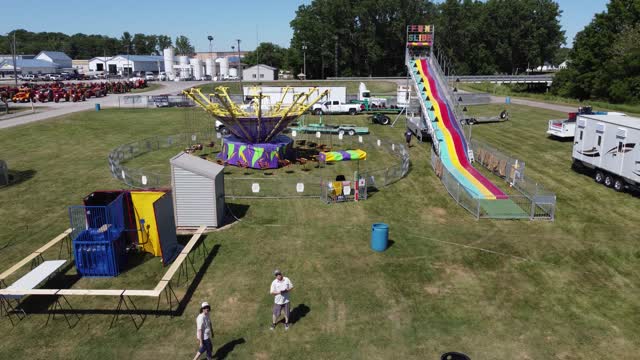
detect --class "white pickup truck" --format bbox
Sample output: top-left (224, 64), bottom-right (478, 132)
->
top-left (312, 100), bottom-right (362, 115)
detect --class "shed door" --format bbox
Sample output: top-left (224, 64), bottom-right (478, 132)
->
top-left (174, 168), bottom-right (216, 227)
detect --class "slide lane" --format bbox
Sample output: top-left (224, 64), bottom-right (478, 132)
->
top-left (420, 59), bottom-right (506, 198)
top-left (411, 58), bottom-right (507, 200)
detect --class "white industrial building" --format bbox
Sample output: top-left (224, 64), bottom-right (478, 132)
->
top-left (106, 55), bottom-right (164, 76)
top-left (0, 58), bottom-right (60, 75)
top-left (35, 51), bottom-right (72, 69)
top-left (72, 60), bottom-right (89, 74)
top-left (243, 64), bottom-right (278, 81)
top-left (88, 57), bottom-right (112, 72)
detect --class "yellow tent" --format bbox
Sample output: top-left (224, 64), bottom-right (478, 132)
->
top-left (130, 191), bottom-right (165, 257)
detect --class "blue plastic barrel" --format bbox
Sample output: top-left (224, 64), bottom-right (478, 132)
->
top-left (95, 103), bottom-right (101, 111)
top-left (370, 223), bottom-right (389, 252)
top-left (505, 96), bottom-right (511, 105)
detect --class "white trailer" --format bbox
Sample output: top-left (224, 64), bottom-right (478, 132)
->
top-left (572, 113), bottom-right (640, 192)
top-left (547, 106), bottom-right (623, 139)
top-left (243, 86), bottom-right (345, 105)
top-left (358, 82), bottom-right (386, 106)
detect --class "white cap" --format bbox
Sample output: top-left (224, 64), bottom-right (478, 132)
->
top-left (201, 302), bottom-right (210, 309)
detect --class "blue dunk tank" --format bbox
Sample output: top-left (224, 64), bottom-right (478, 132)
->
top-left (68, 193), bottom-right (127, 277)
top-left (68, 190), bottom-right (182, 277)
top-left (183, 86), bottom-right (329, 169)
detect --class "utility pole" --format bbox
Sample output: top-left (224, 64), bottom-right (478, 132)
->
top-left (302, 42), bottom-right (307, 79)
top-left (333, 35), bottom-right (338, 78)
top-left (11, 32), bottom-right (18, 87)
top-left (208, 35), bottom-right (214, 80)
top-left (236, 39), bottom-right (244, 101)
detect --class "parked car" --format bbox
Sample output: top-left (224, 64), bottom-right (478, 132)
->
top-left (158, 72), bottom-right (167, 81)
top-left (145, 72), bottom-right (156, 81)
top-left (49, 74), bottom-right (63, 81)
top-left (311, 100), bottom-right (363, 115)
top-left (19, 74), bottom-right (36, 81)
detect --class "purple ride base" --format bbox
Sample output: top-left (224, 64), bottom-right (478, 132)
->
top-left (218, 134), bottom-right (293, 169)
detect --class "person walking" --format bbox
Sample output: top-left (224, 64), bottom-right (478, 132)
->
top-left (405, 129), bottom-right (413, 147)
top-left (193, 302), bottom-right (213, 360)
top-left (270, 269), bottom-right (294, 330)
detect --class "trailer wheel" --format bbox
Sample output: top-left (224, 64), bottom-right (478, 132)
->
top-left (613, 178), bottom-right (624, 192)
top-left (348, 129), bottom-right (356, 136)
top-left (594, 171), bottom-right (605, 184)
top-left (604, 174), bottom-right (614, 187)
top-left (380, 116), bottom-right (390, 125)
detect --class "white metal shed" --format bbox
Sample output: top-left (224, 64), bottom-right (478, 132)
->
top-left (170, 152), bottom-right (225, 228)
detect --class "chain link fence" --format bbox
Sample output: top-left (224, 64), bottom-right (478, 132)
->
top-left (431, 145), bottom-right (555, 220)
top-left (108, 130), bottom-right (410, 202)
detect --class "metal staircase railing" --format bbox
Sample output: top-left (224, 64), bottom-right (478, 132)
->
top-left (406, 57), bottom-right (440, 156)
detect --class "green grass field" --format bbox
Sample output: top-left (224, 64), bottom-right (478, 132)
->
top-left (1, 105), bottom-right (639, 359)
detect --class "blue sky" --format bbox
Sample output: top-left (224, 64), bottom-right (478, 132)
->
top-left (1, 0), bottom-right (608, 52)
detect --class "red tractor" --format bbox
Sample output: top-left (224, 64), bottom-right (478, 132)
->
top-left (69, 88), bottom-right (87, 102)
top-left (53, 87), bottom-right (70, 102)
top-left (34, 88), bottom-right (54, 103)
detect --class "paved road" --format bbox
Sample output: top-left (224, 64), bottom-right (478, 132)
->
top-left (489, 96), bottom-right (575, 113)
top-left (0, 81), bottom-right (209, 130)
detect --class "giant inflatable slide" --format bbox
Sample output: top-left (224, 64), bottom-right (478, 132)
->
top-left (410, 58), bottom-right (508, 200)
top-left (404, 24), bottom-right (535, 219)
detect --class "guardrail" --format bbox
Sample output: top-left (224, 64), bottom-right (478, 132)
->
top-left (452, 75), bottom-right (554, 84)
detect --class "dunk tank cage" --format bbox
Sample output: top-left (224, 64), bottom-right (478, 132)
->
top-left (69, 193), bottom-right (127, 277)
top-left (183, 86), bottom-right (328, 169)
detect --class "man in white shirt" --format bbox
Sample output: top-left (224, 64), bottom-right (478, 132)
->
top-left (193, 302), bottom-right (213, 360)
top-left (270, 269), bottom-right (294, 330)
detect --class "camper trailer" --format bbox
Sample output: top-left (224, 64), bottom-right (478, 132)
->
top-left (572, 113), bottom-right (640, 193)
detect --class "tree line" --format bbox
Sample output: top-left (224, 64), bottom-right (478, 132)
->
top-left (552, 0), bottom-right (640, 104)
top-left (276, 0), bottom-right (565, 79)
top-left (0, 30), bottom-right (196, 59)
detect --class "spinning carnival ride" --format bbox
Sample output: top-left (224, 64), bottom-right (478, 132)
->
top-left (184, 86), bottom-right (328, 169)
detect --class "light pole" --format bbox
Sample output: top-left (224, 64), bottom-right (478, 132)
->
top-left (207, 35), bottom-right (214, 80)
top-left (302, 42), bottom-right (307, 79)
top-left (333, 35), bottom-right (338, 77)
top-left (235, 39), bottom-right (244, 101)
top-left (11, 31), bottom-right (17, 87)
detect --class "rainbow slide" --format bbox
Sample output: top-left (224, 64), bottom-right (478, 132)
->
top-left (411, 58), bottom-right (507, 200)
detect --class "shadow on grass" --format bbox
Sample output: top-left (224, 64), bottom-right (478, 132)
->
top-left (289, 303), bottom-right (310, 325)
top-left (547, 135), bottom-right (575, 143)
top-left (223, 203), bottom-right (250, 226)
top-left (0, 169), bottom-right (37, 189)
top-left (118, 251), bottom-right (155, 274)
top-left (214, 338), bottom-right (246, 360)
top-left (15, 243), bottom-right (222, 327)
top-left (386, 239), bottom-right (395, 249)
top-left (174, 243), bottom-right (221, 317)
